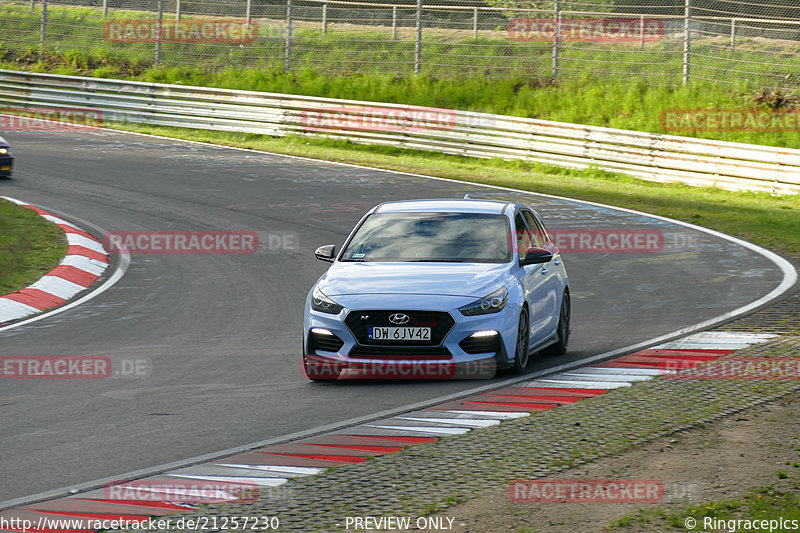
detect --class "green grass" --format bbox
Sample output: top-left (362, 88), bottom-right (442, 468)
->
top-left (0, 198), bottom-right (68, 294)
top-left (606, 477), bottom-right (800, 531)
top-left (106, 124), bottom-right (800, 259)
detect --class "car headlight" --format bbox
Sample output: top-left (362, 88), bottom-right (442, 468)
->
top-left (311, 286), bottom-right (343, 315)
top-left (0, 148), bottom-right (8, 155)
top-left (459, 287), bottom-right (508, 316)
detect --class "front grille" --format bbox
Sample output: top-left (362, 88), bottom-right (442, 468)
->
top-left (308, 330), bottom-right (345, 353)
top-left (349, 345), bottom-right (452, 360)
top-left (459, 333), bottom-right (501, 355)
top-left (344, 310), bottom-right (455, 346)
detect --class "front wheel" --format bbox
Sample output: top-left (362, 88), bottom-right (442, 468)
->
top-left (510, 307), bottom-right (530, 374)
top-left (543, 290), bottom-right (570, 356)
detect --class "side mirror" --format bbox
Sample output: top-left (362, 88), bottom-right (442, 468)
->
top-left (520, 246), bottom-right (553, 265)
top-left (314, 244), bottom-right (336, 262)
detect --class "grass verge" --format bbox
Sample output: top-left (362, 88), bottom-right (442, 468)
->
top-left (0, 197), bottom-right (68, 295)
top-left (606, 478), bottom-right (800, 531)
top-left (107, 123), bottom-right (800, 259)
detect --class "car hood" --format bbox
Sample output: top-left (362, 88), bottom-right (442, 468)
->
top-left (319, 262), bottom-right (511, 297)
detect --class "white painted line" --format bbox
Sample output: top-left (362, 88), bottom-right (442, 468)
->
top-left (527, 380), bottom-right (631, 389)
top-left (1, 196), bottom-right (28, 206)
top-left (42, 214), bottom-right (80, 230)
top-left (652, 342), bottom-right (758, 350)
top-left (396, 417), bottom-right (500, 427)
top-left (60, 255), bottom-right (109, 276)
top-left (562, 372), bottom-right (654, 382)
top-left (651, 332), bottom-right (778, 350)
top-left (682, 332), bottom-right (777, 340)
top-left (216, 464), bottom-right (322, 476)
top-left (443, 410), bottom-right (530, 419)
top-left (0, 298), bottom-right (40, 322)
top-left (582, 367), bottom-right (663, 376)
top-left (366, 425), bottom-right (472, 435)
top-left (402, 409), bottom-right (514, 420)
top-left (67, 233), bottom-right (105, 253)
top-left (168, 474), bottom-right (287, 487)
top-left (29, 276), bottom-right (86, 300)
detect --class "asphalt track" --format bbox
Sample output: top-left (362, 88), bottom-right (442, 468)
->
top-left (0, 128), bottom-right (789, 503)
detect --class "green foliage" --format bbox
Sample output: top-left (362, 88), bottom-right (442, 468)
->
top-left (485, 0), bottom-right (616, 18)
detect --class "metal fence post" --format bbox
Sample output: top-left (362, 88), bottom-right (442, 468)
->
top-left (683, 0), bottom-right (691, 85)
top-left (730, 18), bottom-right (736, 52)
top-left (175, 0), bottom-right (181, 21)
top-left (322, 1), bottom-right (327, 35)
top-left (156, 0), bottom-right (163, 66)
top-left (473, 7), bottom-right (478, 39)
top-left (30, 0), bottom-right (34, 11)
top-left (285, 0), bottom-right (293, 71)
top-left (246, 0), bottom-right (252, 25)
top-left (103, 0), bottom-right (108, 17)
top-left (392, 6), bottom-right (397, 40)
top-left (39, 0), bottom-right (47, 50)
top-left (552, 0), bottom-right (560, 80)
top-left (414, 0), bottom-right (422, 74)
top-left (640, 14), bottom-right (645, 50)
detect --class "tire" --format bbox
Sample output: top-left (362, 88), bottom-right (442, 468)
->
top-left (543, 290), bottom-right (570, 356)
top-left (510, 306), bottom-right (530, 374)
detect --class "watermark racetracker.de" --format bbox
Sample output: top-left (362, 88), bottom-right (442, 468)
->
top-left (304, 356), bottom-right (498, 380)
top-left (1, 355), bottom-right (151, 379)
top-left (0, 107), bottom-right (103, 131)
top-left (660, 108), bottom-right (800, 133)
top-left (104, 230), bottom-right (259, 254)
top-left (662, 357), bottom-right (800, 381)
top-left (299, 105), bottom-right (458, 133)
top-left (547, 229), bottom-right (663, 253)
top-left (104, 19), bottom-right (258, 43)
top-left (103, 479), bottom-right (260, 504)
top-left (509, 479), bottom-right (703, 504)
top-left (509, 18), bottom-right (664, 42)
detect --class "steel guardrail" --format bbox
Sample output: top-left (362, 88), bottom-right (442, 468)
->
top-left (1, 69), bottom-right (798, 194)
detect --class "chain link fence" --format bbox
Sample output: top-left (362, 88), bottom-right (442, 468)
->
top-left (2, 0), bottom-right (800, 88)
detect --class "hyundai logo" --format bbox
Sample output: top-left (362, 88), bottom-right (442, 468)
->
top-left (388, 313), bottom-right (410, 325)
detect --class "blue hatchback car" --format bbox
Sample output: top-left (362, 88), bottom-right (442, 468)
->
top-left (303, 199), bottom-right (571, 381)
top-left (0, 135), bottom-right (12, 177)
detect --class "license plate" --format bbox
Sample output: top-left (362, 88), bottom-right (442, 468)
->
top-left (0, 166), bottom-right (10, 171)
top-left (368, 326), bottom-right (431, 341)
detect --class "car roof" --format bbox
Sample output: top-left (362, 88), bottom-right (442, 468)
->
top-left (373, 199), bottom-right (514, 215)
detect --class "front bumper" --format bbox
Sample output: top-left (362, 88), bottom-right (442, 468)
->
top-left (0, 154), bottom-right (12, 176)
top-left (303, 293), bottom-right (519, 380)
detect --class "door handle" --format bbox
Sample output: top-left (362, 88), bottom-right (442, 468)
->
top-left (541, 267), bottom-right (548, 275)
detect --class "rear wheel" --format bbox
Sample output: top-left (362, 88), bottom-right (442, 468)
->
top-left (543, 290), bottom-right (570, 356)
top-left (510, 306), bottom-right (530, 374)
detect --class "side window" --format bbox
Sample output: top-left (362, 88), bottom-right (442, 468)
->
top-left (523, 211), bottom-right (547, 247)
top-left (514, 212), bottom-right (534, 254)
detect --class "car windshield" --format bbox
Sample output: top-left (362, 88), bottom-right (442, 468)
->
top-left (341, 212), bottom-right (511, 263)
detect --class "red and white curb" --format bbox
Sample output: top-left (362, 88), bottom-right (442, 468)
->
top-left (0, 331), bottom-right (776, 531)
top-left (0, 196), bottom-right (109, 325)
